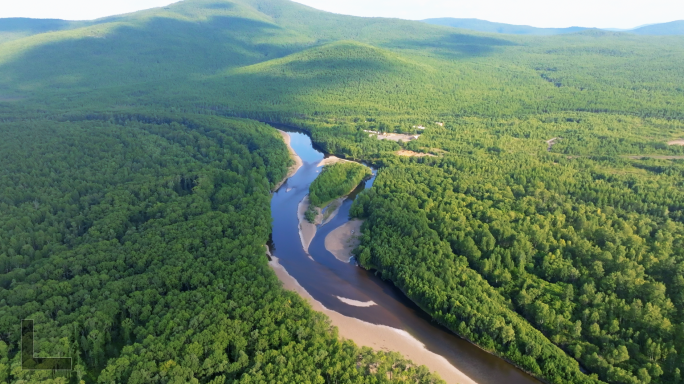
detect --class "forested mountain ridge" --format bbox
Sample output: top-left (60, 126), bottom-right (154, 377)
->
top-left (0, 18), bottom-right (84, 44)
top-left (422, 18), bottom-right (684, 36)
top-left (1, 0), bottom-right (684, 383)
top-left (422, 18), bottom-right (588, 35)
top-left (631, 21), bottom-right (684, 35)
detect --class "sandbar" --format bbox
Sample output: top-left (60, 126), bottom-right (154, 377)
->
top-left (273, 130), bottom-right (304, 191)
top-left (325, 219), bottom-right (364, 262)
top-left (268, 255), bottom-right (476, 384)
top-left (298, 196), bottom-right (319, 253)
top-left (298, 195), bottom-right (344, 253)
top-left (336, 296), bottom-right (376, 307)
top-left (319, 155), bottom-right (352, 166)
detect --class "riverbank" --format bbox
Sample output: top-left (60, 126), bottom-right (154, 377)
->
top-left (325, 219), bottom-right (364, 262)
top-left (352, 258), bottom-right (546, 384)
top-left (298, 195), bottom-right (345, 253)
top-left (273, 130), bottom-right (303, 191)
top-left (268, 255), bottom-right (477, 384)
top-left (297, 196), bottom-right (319, 253)
top-left (318, 155), bottom-right (352, 166)
top-left (297, 160), bottom-right (371, 253)
top-left (268, 127), bottom-right (539, 384)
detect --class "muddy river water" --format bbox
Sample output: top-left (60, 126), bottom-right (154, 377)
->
top-left (269, 128), bottom-right (541, 384)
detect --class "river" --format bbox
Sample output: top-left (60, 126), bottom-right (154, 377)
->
top-left (269, 128), bottom-right (541, 384)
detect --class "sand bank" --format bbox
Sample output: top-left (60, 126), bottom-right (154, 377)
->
top-left (268, 255), bottom-right (476, 384)
top-left (273, 130), bottom-right (304, 191)
top-left (336, 296), bottom-right (377, 307)
top-left (668, 139), bottom-right (684, 146)
top-left (319, 155), bottom-right (353, 167)
top-left (321, 197), bottom-right (344, 225)
top-left (298, 195), bottom-right (345, 253)
top-left (325, 219), bottom-right (364, 262)
top-left (298, 196), bottom-right (318, 253)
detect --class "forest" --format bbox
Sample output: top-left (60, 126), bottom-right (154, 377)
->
top-left (350, 127), bottom-right (684, 384)
top-left (0, 113), bottom-right (443, 383)
top-left (1, 0), bottom-right (684, 383)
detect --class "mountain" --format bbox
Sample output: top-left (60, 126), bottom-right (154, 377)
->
top-left (422, 18), bottom-right (588, 35)
top-left (1, 1), bottom-right (684, 384)
top-left (0, 17), bottom-right (85, 43)
top-left (631, 20), bottom-right (684, 35)
top-left (422, 18), bottom-right (684, 36)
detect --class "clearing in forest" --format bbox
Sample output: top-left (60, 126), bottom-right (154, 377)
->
top-left (396, 150), bottom-right (436, 157)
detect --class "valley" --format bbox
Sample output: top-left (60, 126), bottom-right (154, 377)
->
top-left (0, 1), bottom-right (683, 383)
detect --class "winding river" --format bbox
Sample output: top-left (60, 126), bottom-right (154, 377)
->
top-left (270, 127), bottom-right (541, 384)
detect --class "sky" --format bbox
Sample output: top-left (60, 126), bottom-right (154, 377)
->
top-left (1, 0), bottom-right (682, 29)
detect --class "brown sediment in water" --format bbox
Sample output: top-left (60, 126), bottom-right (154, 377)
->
top-left (268, 255), bottom-right (477, 384)
top-left (273, 130), bottom-right (303, 191)
top-left (325, 219), bottom-right (364, 263)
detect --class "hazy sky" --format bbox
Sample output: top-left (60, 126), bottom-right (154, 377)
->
top-left (2, 0), bottom-right (682, 29)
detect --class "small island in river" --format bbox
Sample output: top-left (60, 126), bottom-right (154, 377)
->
top-left (298, 158), bottom-right (371, 252)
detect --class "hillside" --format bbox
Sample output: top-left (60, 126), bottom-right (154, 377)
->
top-left (422, 18), bottom-right (587, 35)
top-left (631, 20), bottom-right (684, 35)
top-left (0, 18), bottom-right (83, 43)
top-left (422, 18), bottom-right (684, 36)
top-left (1, 1), bottom-right (684, 383)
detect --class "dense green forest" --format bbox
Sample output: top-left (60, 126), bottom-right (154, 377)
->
top-left (0, 114), bottom-right (444, 383)
top-left (309, 162), bottom-right (372, 208)
top-left (1, 0), bottom-right (684, 383)
top-left (350, 123), bottom-right (684, 384)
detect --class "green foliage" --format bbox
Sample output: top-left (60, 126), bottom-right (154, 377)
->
top-left (309, 162), bottom-right (371, 207)
top-left (351, 139), bottom-right (684, 383)
top-left (304, 204), bottom-right (317, 223)
top-left (631, 21), bottom-right (684, 36)
top-left (0, 113), bottom-right (443, 383)
top-left (0, 18), bottom-right (82, 44)
top-left (1, 1), bottom-right (684, 383)
top-left (422, 18), bottom-right (588, 35)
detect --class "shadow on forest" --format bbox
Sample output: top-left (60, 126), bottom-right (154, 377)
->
top-left (0, 13), bottom-right (312, 95)
top-left (0, 11), bottom-right (518, 110)
top-left (0, 18), bottom-right (76, 33)
top-left (384, 33), bottom-right (517, 59)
